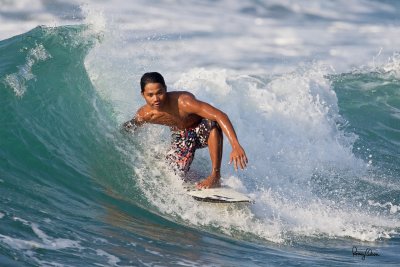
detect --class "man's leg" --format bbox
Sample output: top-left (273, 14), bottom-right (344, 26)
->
top-left (166, 130), bottom-right (196, 177)
top-left (196, 125), bottom-right (223, 188)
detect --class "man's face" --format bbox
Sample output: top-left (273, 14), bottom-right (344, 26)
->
top-left (142, 82), bottom-right (167, 110)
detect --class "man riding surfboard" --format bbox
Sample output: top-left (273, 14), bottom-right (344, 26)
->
top-left (123, 72), bottom-right (248, 189)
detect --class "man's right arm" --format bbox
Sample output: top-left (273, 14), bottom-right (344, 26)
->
top-left (122, 107), bottom-right (147, 133)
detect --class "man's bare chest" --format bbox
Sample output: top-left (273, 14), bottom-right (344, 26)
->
top-left (150, 111), bottom-right (201, 129)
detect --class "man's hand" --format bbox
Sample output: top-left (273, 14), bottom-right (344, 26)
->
top-left (123, 120), bottom-right (134, 129)
top-left (122, 120), bottom-right (138, 133)
top-left (229, 145), bottom-right (248, 171)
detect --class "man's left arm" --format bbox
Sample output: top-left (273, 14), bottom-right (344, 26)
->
top-left (181, 96), bottom-right (248, 170)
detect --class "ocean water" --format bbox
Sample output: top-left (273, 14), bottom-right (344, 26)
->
top-left (1, 1), bottom-right (400, 266)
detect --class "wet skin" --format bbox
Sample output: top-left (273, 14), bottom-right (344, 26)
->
top-left (124, 82), bottom-right (248, 188)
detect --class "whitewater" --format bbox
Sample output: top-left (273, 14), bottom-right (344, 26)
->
top-left (1, 1), bottom-right (400, 266)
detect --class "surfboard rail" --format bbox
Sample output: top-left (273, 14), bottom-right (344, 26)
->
top-left (185, 186), bottom-right (254, 204)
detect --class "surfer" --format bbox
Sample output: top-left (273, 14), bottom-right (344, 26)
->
top-left (123, 72), bottom-right (248, 189)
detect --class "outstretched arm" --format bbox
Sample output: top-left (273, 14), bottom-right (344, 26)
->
top-left (180, 95), bottom-right (248, 170)
top-left (122, 107), bottom-right (147, 132)
top-left (122, 117), bottom-right (140, 132)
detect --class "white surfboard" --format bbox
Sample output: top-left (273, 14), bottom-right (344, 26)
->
top-left (186, 187), bottom-right (254, 203)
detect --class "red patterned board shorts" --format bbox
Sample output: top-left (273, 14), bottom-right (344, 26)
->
top-left (166, 119), bottom-right (216, 175)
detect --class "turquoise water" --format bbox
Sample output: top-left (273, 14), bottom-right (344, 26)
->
top-left (1, 25), bottom-right (400, 266)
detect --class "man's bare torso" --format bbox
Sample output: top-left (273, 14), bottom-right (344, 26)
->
top-left (138, 91), bottom-right (202, 130)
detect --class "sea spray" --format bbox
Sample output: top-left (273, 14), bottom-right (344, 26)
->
top-left (4, 43), bottom-right (52, 97)
top-left (1, 1), bottom-right (400, 265)
top-left (108, 65), bottom-right (399, 243)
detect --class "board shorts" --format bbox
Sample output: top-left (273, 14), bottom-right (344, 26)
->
top-left (166, 119), bottom-right (217, 175)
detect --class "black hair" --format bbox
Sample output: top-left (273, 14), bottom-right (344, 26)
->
top-left (140, 72), bottom-right (167, 93)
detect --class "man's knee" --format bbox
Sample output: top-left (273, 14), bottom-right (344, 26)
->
top-left (210, 126), bottom-right (222, 138)
top-left (211, 121), bottom-right (222, 134)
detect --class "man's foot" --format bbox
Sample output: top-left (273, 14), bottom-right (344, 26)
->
top-left (196, 175), bottom-right (221, 189)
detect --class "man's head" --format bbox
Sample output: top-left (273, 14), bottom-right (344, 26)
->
top-left (140, 72), bottom-right (167, 110)
top-left (140, 72), bottom-right (166, 93)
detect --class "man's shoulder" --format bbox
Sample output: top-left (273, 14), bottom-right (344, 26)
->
top-left (136, 105), bottom-right (154, 119)
top-left (169, 91), bottom-right (196, 106)
top-left (137, 104), bottom-right (150, 113)
top-left (169, 90), bottom-right (195, 99)
top-left (171, 91), bottom-right (205, 113)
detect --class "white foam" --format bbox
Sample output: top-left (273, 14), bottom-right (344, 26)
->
top-left (175, 66), bottom-right (362, 184)
top-left (95, 249), bottom-right (121, 266)
top-left (0, 217), bottom-right (80, 251)
top-left (0, 231), bottom-right (79, 251)
top-left (145, 248), bottom-right (163, 257)
top-left (0, 234), bottom-right (44, 250)
top-left (125, 65), bottom-right (400, 243)
top-left (4, 44), bottom-right (52, 97)
top-left (81, 4), bottom-right (106, 36)
top-left (255, 189), bottom-right (398, 241)
top-left (3, 0), bottom-right (400, 74)
top-left (368, 200), bottom-right (400, 214)
top-left (64, 0), bottom-right (400, 243)
top-left (381, 52), bottom-right (400, 78)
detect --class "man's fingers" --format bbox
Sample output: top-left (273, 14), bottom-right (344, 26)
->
top-left (240, 157), bottom-right (246, 169)
top-left (244, 155), bottom-right (248, 166)
top-left (231, 152), bottom-right (249, 171)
